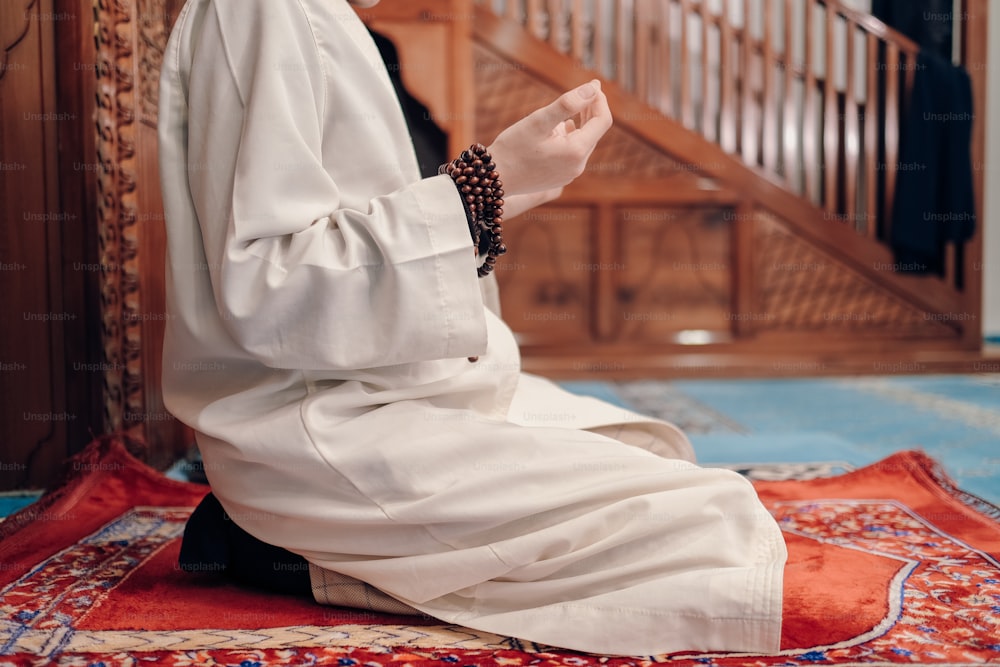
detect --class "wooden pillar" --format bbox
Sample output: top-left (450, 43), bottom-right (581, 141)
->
top-left (94, 0), bottom-right (190, 469)
top-left (960, 0), bottom-right (987, 348)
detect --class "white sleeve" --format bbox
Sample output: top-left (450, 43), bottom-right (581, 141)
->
top-left (183, 0), bottom-right (487, 370)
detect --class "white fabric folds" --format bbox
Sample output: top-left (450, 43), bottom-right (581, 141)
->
top-left (158, 0), bottom-right (786, 655)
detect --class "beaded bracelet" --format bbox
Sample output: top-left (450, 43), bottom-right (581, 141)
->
top-left (440, 143), bottom-right (507, 278)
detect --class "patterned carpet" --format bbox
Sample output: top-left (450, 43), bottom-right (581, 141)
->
top-left (2, 438), bottom-right (998, 666)
top-left (560, 374), bottom-right (1000, 503)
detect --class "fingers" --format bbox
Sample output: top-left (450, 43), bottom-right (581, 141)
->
top-left (553, 119), bottom-right (576, 137)
top-left (530, 80), bottom-right (602, 132)
top-left (579, 80), bottom-right (600, 126)
top-left (487, 80), bottom-right (612, 197)
top-left (568, 88), bottom-right (613, 149)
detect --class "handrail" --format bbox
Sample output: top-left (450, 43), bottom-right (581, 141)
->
top-left (814, 0), bottom-right (921, 56)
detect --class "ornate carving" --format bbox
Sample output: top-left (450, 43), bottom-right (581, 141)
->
top-left (755, 215), bottom-right (959, 337)
top-left (95, 0), bottom-right (145, 442)
top-left (615, 208), bottom-right (733, 340)
top-left (137, 0), bottom-right (169, 127)
top-left (0, 0), bottom-right (36, 83)
top-left (495, 207), bottom-right (592, 342)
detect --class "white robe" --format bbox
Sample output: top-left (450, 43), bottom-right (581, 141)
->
top-left (157, 0), bottom-right (786, 656)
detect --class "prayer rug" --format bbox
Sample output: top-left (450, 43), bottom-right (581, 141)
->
top-left (2, 436), bottom-right (999, 666)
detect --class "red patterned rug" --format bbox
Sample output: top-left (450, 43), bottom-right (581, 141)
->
top-left (1, 436), bottom-right (999, 666)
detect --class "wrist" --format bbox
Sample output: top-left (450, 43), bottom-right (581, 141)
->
top-left (485, 143), bottom-right (521, 198)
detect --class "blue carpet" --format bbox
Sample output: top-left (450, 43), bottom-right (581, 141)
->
top-left (0, 492), bottom-right (42, 519)
top-left (4, 375), bottom-right (997, 517)
top-left (561, 374), bottom-right (1000, 505)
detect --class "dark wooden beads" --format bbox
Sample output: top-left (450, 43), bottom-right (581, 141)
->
top-left (443, 143), bottom-right (508, 279)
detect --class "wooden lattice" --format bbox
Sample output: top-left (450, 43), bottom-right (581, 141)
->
top-left (755, 215), bottom-right (960, 337)
top-left (473, 45), bottom-right (704, 183)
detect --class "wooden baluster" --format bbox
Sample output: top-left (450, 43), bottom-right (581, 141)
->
top-left (803, 0), bottom-right (818, 202)
top-left (782, 0), bottom-right (797, 189)
top-left (883, 42), bottom-right (900, 240)
top-left (594, 0), bottom-right (607, 78)
top-left (506, 0), bottom-right (521, 22)
top-left (548, 0), bottom-right (563, 50)
top-left (527, 0), bottom-right (545, 40)
top-left (659, 0), bottom-right (674, 117)
top-left (719, 0), bottom-right (736, 153)
top-left (636, 0), bottom-right (651, 103)
top-left (571, 0), bottom-right (586, 64)
top-left (822, 1), bottom-right (838, 215)
top-left (646, 0), bottom-right (670, 113)
top-left (740, 0), bottom-right (757, 165)
top-left (649, 0), bottom-right (661, 110)
top-left (844, 20), bottom-right (860, 230)
top-left (700, 0), bottom-right (713, 139)
top-left (864, 31), bottom-right (879, 238)
top-left (617, 0), bottom-right (632, 92)
top-left (680, 0), bottom-right (694, 128)
top-left (762, 0), bottom-right (778, 173)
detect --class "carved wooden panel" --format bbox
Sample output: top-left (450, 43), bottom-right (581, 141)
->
top-left (495, 207), bottom-right (593, 344)
top-left (755, 215), bottom-right (960, 338)
top-left (614, 207), bottom-right (734, 341)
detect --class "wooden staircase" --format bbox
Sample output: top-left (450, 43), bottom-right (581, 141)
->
top-left (363, 0), bottom-right (987, 377)
top-left (476, 0), bottom-right (989, 374)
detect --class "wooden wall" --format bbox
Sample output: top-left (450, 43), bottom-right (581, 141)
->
top-left (0, 0), bottom-right (102, 490)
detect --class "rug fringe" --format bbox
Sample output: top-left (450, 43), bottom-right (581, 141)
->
top-left (914, 450), bottom-right (1000, 522)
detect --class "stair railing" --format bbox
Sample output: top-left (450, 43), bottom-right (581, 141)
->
top-left (476, 0), bottom-right (930, 271)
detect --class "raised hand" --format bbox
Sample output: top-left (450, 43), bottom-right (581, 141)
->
top-left (487, 80), bottom-right (613, 199)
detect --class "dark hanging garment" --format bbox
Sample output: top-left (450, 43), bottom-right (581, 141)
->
top-left (872, 0), bottom-right (954, 59)
top-left (889, 51), bottom-right (976, 280)
top-left (368, 30), bottom-right (449, 178)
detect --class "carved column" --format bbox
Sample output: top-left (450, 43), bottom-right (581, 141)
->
top-left (95, 0), bottom-right (141, 441)
top-left (94, 0), bottom-right (188, 466)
